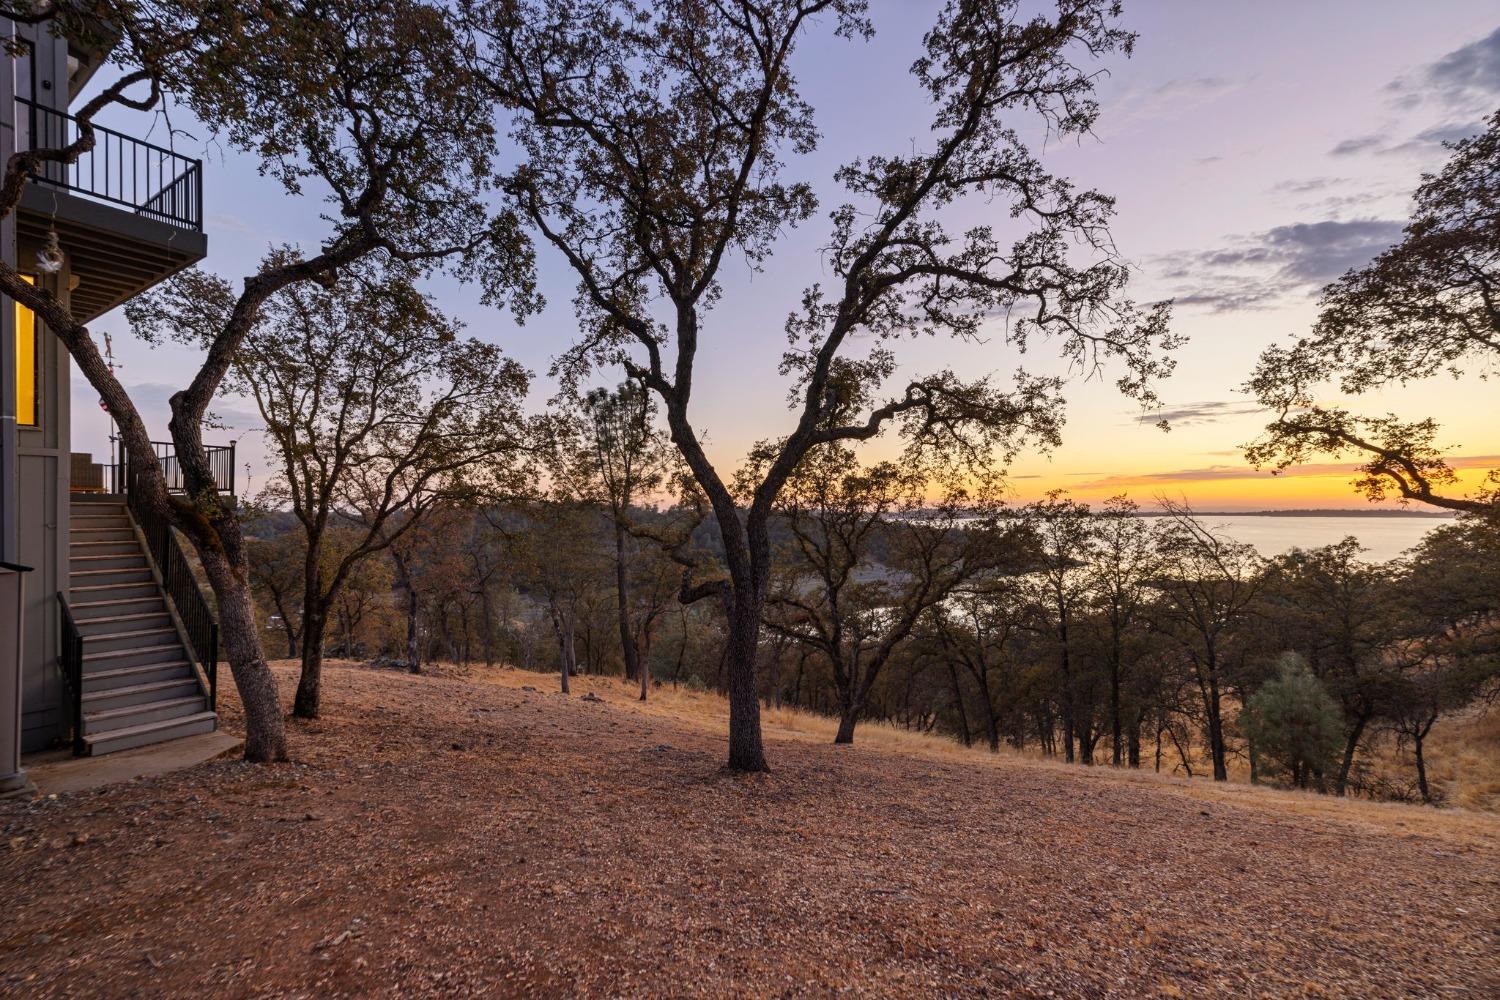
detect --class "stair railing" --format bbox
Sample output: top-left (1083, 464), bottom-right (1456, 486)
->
top-left (57, 593), bottom-right (85, 756)
top-left (123, 460), bottom-right (220, 712)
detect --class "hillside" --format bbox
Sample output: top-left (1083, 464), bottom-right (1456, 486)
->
top-left (2, 661), bottom-right (1497, 998)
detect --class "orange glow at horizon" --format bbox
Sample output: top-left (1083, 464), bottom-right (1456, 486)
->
top-left (1000, 463), bottom-right (1497, 511)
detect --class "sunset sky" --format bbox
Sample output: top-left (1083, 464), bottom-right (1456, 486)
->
top-left (72, 1), bottom-right (1500, 511)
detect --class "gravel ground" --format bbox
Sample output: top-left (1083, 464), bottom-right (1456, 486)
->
top-left (2, 661), bottom-right (1497, 999)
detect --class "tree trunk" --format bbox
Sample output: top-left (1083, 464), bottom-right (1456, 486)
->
top-left (1204, 673), bottom-right (1228, 781)
top-left (269, 590), bottom-right (299, 658)
top-left (199, 545), bottom-right (288, 762)
top-left (1110, 651), bottom-right (1123, 766)
top-left (613, 522), bottom-right (640, 682)
top-left (724, 593), bottom-right (767, 771)
top-left (1335, 708), bottom-right (1372, 796)
top-left (404, 585), bottom-right (420, 674)
top-left (480, 588), bottom-right (496, 668)
top-left (293, 602), bottom-right (330, 719)
top-left (391, 549), bottom-right (420, 674)
top-left (834, 673), bottom-right (866, 745)
top-left (946, 661), bottom-right (971, 747)
top-left (1413, 731), bottom-right (1432, 804)
top-left (638, 615), bottom-right (653, 702)
top-left (293, 555), bottom-right (327, 718)
top-left (834, 707), bottom-right (858, 744)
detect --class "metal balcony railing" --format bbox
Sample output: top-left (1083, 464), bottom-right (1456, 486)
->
top-left (15, 97), bottom-right (203, 231)
top-left (108, 440), bottom-right (236, 497)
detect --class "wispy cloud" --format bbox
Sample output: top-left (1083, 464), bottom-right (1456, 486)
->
top-left (1144, 400), bottom-right (1267, 427)
top-left (1388, 26), bottom-right (1500, 111)
top-left (1330, 27), bottom-right (1498, 159)
top-left (1155, 218), bottom-right (1403, 312)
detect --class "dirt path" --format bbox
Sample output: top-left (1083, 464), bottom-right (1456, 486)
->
top-left (3, 662), bottom-right (1497, 998)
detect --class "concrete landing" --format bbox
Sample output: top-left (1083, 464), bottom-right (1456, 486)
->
top-left (23, 730), bottom-right (242, 796)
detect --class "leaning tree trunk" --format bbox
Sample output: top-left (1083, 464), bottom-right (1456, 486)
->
top-left (1413, 730), bottom-right (1432, 804)
top-left (1335, 708), bottom-right (1372, 796)
top-left (198, 543), bottom-right (288, 762)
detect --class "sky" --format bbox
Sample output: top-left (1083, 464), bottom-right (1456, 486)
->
top-left (69, 1), bottom-right (1500, 512)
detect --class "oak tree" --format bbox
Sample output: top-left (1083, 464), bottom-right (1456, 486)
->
top-left (477, 0), bottom-right (1175, 769)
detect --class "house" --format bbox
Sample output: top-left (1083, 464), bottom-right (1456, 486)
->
top-left (1, 17), bottom-right (226, 794)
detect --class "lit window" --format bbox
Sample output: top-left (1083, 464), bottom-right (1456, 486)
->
top-left (15, 275), bottom-right (37, 427)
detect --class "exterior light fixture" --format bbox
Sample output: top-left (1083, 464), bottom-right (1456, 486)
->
top-left (36, 227), bottom-right (64, 273)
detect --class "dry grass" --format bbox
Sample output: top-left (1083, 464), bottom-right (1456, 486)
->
top-left (441, 661), bottom-right (1500, 846)
top-left (2, 658), bottom-right (1496, 998)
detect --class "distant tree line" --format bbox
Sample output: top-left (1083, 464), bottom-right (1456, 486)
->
top-left (245, 442), bottom-right (1499, 804)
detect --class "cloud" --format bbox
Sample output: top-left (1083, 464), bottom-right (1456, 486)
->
top-left (1260, 220), bottom-right (1405, 282)
top-left (1330, 119), bottom-right (1485, 158)
top-left (1153, 76), bottom-right (1236, 99)
top-left (1390, 26), bottom-right (1500, 110)
top-left (1155, 219), bottom-right (1403, 312)
top-left (1144, 401), bottom-right (1268, 427)
top-left (1330, 136), bottom-right (1384, 157)
top-left (1332, 28), bottom-right (1498, 159)
top-left (1101, 75), bottom-right (1242, 136)
top-left (1270, 177), bottom-right (1347, 195)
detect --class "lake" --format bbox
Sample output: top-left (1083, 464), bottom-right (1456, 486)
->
top-left (1187, 516), bottom-right (1450, 562)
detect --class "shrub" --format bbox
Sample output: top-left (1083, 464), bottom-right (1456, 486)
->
top-left (1242, 654), bottom-right (1344, 790)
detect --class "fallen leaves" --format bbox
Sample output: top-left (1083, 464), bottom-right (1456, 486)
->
top-left (0, 660), bottom-right (1495, 999)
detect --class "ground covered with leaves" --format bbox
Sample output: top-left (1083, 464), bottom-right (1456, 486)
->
top-left (2, 661), bottom-right (1497, 998)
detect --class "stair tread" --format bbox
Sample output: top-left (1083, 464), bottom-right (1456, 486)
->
top-left (72, 599), bottom-right (167, 612)
top-left (83, 642), bottom-right (183, 662)
top-left (70, 583), bottom-right (155, 594)
top-left (82, 678), bottom-right (199, 703)
top-left (84, 660), bottom-right (193, 681)
top-left (84, 696), bottom-right (205, 722)
top-left (71, 552), bottom-right (146, 561)
top-left (70, 569), bottom-right (152, 579)
top-left (77, 611), bottom-right (170, 625)
top-left (82, 711), bottom-right (216, 745)
top-left (72, 594), bottom-right (165, 605)
top-left (85, 626), bottom-right (177, 642)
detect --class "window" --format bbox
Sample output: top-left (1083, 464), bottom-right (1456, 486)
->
top-left (15, 276), bottom-right (37, 427)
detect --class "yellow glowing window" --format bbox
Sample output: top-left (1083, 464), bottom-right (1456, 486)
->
top-left (15, 275), bottom-right (36, 427)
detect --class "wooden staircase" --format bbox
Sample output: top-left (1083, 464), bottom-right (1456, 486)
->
top-left (68, 498), bottom-right (217, 755)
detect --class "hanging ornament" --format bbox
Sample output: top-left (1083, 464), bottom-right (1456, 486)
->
top-left (36, 227), bottom-right (64, 273)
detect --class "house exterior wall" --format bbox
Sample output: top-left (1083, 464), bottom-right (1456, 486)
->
top-left (16, 260), bottom-right (69, 753)
top-left (0, 19), bottom-right (29, 791)
top-left (2, 21), bottom-right (78, 769)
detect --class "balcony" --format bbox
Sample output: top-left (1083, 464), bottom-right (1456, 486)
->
top-left (14, 98), bottom-right (207, 321)
top-left (71, 441), bottom-right (236, 499)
